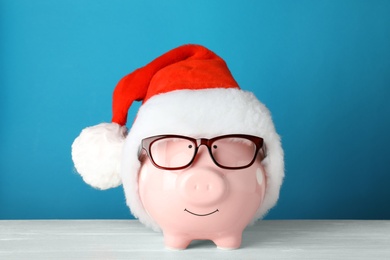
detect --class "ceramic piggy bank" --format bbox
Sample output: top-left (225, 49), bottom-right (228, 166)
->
top-left (72, 44), bottom-right (284, 250)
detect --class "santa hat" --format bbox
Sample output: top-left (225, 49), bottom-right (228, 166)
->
top-left (71, 44), bottom-right (284, 230)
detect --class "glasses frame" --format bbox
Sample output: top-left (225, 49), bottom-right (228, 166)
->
top-left (140, 134), bottom-right (267, 170)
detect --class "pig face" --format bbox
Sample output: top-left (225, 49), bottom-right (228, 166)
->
top-left (138, 134), bottom-right (267, 249)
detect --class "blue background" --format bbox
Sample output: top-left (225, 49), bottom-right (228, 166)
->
top-left (1, 0), bottom-right (389, 220)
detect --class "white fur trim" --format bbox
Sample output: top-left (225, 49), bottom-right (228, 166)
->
top-left (121, 88), bottom-right (284, 231)
top-left (72, 123), bottom-right (126, 190)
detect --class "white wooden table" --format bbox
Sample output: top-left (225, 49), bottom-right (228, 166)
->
top-left (1, 220), bottom-right (389, 259)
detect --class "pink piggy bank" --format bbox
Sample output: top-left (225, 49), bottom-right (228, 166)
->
top-left (72, 44), bottom-right (284, 250)
top-left (138, 134), bottom-right (267, 249)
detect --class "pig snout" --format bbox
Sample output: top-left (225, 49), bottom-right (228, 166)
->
top-left (177, 169), bottom-right (227, 206)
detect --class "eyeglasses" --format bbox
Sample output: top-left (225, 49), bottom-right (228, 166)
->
top-left (139, 134), bottom-right (266, 170)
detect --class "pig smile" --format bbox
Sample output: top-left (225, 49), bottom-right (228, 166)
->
top-left (184, 208), bottom-right (219, 216)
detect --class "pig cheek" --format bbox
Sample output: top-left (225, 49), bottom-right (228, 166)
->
top-left (138, 164), bottom-right (184, 228)
top-left (209, 169), bottom-right (259, 226)
top-left (226, 166), bottom-right (264, 203)
top-left (255, 165), bottom-right (267, 201)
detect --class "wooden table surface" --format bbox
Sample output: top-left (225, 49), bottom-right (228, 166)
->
top-left (1, 220), bottom-right (389, 259)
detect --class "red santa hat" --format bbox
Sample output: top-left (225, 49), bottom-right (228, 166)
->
top-left (72, 44), bottom-right (284, 231)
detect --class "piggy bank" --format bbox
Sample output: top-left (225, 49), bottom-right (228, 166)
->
top-left (72, 44), bottom-right (284, 250)
top-left (137, 134), bottom-right (267, 249)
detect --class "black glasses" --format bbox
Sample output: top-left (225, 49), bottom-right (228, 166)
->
top-left (139, 134), bottom-right (266, 170)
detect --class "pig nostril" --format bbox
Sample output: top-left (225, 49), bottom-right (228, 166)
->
top-left (191, 184), bottom-right (218, 191)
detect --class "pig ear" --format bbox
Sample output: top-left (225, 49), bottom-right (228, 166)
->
top-left (71, 123), bottom-right (127, 190)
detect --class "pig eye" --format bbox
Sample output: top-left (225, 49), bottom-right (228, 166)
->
top-left (211, 137), bottom-right (256, 168)
top-left (150, 137), bottom-right (196, 169)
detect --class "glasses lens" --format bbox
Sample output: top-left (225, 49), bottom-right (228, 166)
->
top-left (211, 137), bottom-right (256, 168)
top-left (150, 137), bottom-right (196, 169)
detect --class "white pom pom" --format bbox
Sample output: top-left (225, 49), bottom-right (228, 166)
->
top-left (71, 123), bottom-right (127, 190)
